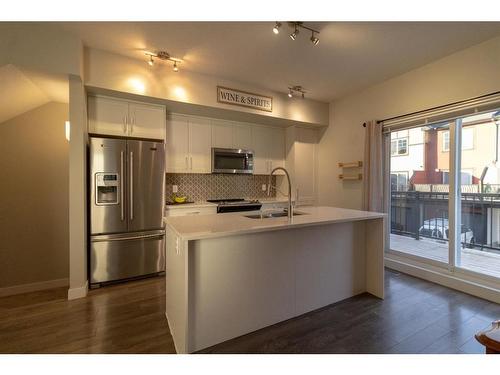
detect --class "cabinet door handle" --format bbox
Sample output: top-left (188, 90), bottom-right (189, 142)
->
top-left (185, 156), bottom-right (188, 170)
top-left (190, 156), bottom-right (193, 170)
top-left (130, 151), bottom-right (134, 220)
top-left (130, 115), bottom-right (135, 134)
top-left (120, 151), bottom-right (125, 221)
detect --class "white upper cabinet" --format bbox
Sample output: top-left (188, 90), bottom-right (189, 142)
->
top-left (88, 96), bottom-right (129, 136)
top-left (251, 126), bottom-right (285, 175)
top-left (166, 113), bottom-right (286, 176)
top-left (166, 114), bottom-right (212, 173)
top-left (211, 120), bottom-right (234, 149)
top-left (128, 102), bottom-right (166, 139)
top-left (233, 124), bottom-right (253, 150)
top-left (269, 127), bottom-right (285, 172)
top-left (166, 114), bottom-right (190, 173)
top-left (88, 96), bottom-right (166, 140)
top-left (251, 126), bottom-right (272, 175)
top-left (188, 117), bottom-right (212, 173)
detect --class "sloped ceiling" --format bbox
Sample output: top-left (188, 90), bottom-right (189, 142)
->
top-left (0, 64), bottom-right (68, 124)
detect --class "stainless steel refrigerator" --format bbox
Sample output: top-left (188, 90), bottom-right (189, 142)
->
top-left (89, 136), bottom-right (165, 287)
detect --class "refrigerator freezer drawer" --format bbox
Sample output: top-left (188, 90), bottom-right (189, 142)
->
top-left (90, 231), bottom-right (165, 285)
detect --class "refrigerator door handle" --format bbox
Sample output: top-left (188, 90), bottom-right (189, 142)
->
top-left (120, 151), bottom-right (125, 221)
top-left (92, 233), bottom-right (164, 242)
top-left (130, 150), bottom-right (134, 220)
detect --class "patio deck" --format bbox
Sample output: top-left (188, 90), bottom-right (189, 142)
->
top-left (390, 233), bottom-right (500, 279)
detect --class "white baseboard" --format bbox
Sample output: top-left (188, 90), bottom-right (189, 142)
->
top-left (67, 281), bottom-right (88, 300)
top-left (0, 278), bottom-right (68, 297)
top-left (386, 256), bottom-right (500, 304)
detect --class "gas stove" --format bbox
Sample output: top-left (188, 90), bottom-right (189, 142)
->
top-left (207, 198), bottom-right (262, 213)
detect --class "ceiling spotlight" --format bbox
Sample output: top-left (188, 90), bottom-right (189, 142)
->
top-left (173, 61), bottom-right (179, 72)
top-left (290, 25), bottom-right (299, 41)
top-left (288, 85), bottom-right (306, 99)
top-left (148, 55), bottom-right (154, 66)
top-left (273, 22), bottom-right (281, 35)
top-left (310, 32), bottom-right (319, 46)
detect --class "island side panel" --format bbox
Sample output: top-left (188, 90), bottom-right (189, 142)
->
top-left (186, 221), bottom-right (376, 353)
top-left (365, 217), bottom-right (385, 298)
top-left (165, 225), bottom-right (189, 354)
top-left (294, 221), bottom-right (367, 316)
top-left (187, 230), bottom-right (297, 353)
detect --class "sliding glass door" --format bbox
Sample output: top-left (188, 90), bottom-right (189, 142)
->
top-left (387, 108), bottom-right (500, 281)
top-left (389, 124), bottom-right (451, 264)
top-left (456, 111), bottom-right (500, 278)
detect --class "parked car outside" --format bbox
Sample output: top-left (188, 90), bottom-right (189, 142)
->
top-left (418, 218), bottom-right (475, 247)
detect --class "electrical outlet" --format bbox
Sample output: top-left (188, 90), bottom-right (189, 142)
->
top-left (262, 184), bottom-right (267, 191)
top-left (172, 185), bottom-right (178, 193)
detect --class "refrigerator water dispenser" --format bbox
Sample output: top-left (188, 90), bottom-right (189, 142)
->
top-left (95, 173), bottom-right (120, 205)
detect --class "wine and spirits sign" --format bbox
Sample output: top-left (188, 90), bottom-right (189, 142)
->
top-left (217, 86), bottom-right (273, 112)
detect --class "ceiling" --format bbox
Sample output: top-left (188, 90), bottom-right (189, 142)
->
top-left (0, 64), bottom-right (68, 124)
top-left (58, 22), bottom-right (500, 102)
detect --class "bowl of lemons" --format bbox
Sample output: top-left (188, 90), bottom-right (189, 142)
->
top-left (173, 195), bottom-right (187, 204)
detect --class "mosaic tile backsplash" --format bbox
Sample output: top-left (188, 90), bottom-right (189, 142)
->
top-left (165, 173), bottom-right (277, 202)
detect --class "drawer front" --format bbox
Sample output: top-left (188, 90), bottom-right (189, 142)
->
top-left (165, 207), bottom-right (217, 217)
top-left (90, 232), bottom-right (165, 284)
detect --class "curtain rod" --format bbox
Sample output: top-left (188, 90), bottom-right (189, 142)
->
top-left (361, 90), bottom-right (500, 127)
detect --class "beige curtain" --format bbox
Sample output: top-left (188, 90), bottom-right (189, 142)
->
top-left (363, 120), bottom-right (384, 212)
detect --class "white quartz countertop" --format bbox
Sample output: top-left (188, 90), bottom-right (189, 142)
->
top-left (164, 206), bottom-right (385, 240)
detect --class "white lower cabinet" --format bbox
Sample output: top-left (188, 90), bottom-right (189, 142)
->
top-left (165, 206), bottom-right (217, 217)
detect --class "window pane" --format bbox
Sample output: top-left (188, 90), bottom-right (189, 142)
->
top-left (457, 111), bottom-right (500, 278)
top-left (389, 123), bottom-right (450, 264)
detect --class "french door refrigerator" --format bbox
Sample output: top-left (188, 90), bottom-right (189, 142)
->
top-left (89, 136), bottom-right (165, 287)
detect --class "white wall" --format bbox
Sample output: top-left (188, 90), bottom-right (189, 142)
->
top-left (68, 75), bottom-right (88, 300)
top-left (85, 48), bottom-right (329, 127)
top-left (318, 35), bottom-right (500, 210)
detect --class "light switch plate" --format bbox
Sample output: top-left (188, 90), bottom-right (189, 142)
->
top-left (172, 185), bottom-right (178, 193)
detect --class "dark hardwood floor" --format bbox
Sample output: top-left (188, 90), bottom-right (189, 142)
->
top-left (0, 269), bottom-right (497, 354)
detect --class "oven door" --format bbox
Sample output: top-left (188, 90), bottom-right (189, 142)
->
top-left (212, 148), bottom-right (254, 174)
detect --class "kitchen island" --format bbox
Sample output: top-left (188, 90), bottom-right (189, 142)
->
top-left (163, 206), bottom-right (386, 353)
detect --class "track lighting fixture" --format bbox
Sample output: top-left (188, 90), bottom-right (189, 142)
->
top-left (145, 51), bottom-right (181, 72)
top-left (273, 22), bottom-right (281, 34)
top-left (287, 86), bottom-right (306, 99)
top-left (310, 32), bottom-right (320, 46)
top-left (273, 22), bottom-right (320, 45)
top-left (290, 25), bottom-right (299, 41)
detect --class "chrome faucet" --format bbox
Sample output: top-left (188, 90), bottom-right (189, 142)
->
top-left (267, 167), bottom-right (293, 220)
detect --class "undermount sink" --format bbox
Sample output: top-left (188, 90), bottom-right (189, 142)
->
top-left (244, 211), bottom-right (308, 219)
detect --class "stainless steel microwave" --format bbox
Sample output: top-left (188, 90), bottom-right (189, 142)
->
top-left (212, 148), bottom-right (254, 174)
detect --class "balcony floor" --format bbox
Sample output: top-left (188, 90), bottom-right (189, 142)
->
top-left (390, 234), bottom-right (500, 279)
